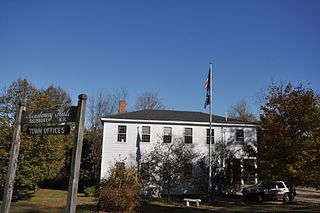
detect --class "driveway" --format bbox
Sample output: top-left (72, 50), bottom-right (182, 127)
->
top-left (141, 187), bottom-right (320, 212)
top-left (295, 187), bottom-right (320, 204)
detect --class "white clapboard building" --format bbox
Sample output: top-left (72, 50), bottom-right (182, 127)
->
top-left (100, 101), bottom-right (258, 193)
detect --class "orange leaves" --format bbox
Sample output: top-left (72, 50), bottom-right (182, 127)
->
top-left (258, 82), bottom-right (320, 187)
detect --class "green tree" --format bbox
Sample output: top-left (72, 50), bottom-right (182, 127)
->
top-left (0, 121), bottom-right (12, 190)
top-left (80, 130), bottom-right (95, 182)
top-left (258, 83), bottom-right (320, 188)
top-left (0, 79), bottom-right (37, 125)
top-left (0, 79), bottom-right (73, 190)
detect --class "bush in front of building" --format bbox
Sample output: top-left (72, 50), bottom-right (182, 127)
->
top-left (83, 185), bottom-right (96, 197)
top-left (96, 161), bottom-right (142, 212)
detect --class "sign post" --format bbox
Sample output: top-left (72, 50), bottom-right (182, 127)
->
top-left (1, 94), bottom-right (86, 213)
top-left (1, 103), bottom-right (25, 213)
top-left (66, 94), bottom-right (87, 213)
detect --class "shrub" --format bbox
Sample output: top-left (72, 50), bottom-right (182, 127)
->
top-left (84, 186), bottom-right (95, 197)
top-left (96, 161), bottom-right (142, 212)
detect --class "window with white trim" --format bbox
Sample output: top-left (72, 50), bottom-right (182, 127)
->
top-left (117, 125), bottom-right (127, 142)
top-left (206, 129), bottom-right (214, 144)
top-left (163, 127), bottom-right (172, 143)
top-left (236, 129), bottom-right (244, 143)
top-left (184, 128), bottom-right (193, 143)
top-left (142, 126), bottom-right (151, 142)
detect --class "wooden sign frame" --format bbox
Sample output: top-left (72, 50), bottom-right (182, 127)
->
top-left (1, 94), bottom-right (87, 213)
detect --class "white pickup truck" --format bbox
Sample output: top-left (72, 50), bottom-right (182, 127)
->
top-left (242, 181), bottom-right (296, 202)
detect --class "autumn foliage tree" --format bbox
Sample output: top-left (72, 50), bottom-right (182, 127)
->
top-left (97, 161), bottom-right (141, 212)
top-left (0, 79), bottom-right (73, 191)
top-left (258, 83), bottom-right (320, 188)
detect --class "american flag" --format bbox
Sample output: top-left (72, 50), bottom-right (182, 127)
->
top-left (204, 67), bottom-right (211, 109)
top-left (205, 68), bottom-right (210, 92)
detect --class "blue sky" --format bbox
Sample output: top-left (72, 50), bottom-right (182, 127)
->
top-left (0, 0), bottom-right (319, 116)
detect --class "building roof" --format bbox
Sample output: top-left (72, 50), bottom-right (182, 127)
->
top-left (102, 109), bottom-right (257, 125)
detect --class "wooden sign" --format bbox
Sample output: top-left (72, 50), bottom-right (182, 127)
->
top-left (1, 95), bottom-right (87, 213)
top-left (21, 106), bottom-right (77, 124)
top-left (26, 125), bottom-right (71, 135)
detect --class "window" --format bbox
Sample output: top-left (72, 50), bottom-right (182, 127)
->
top-left (236, 130), bottom-right (244, 143)
top-left (117, 125), bottom-right (127, 142)
top-left (277, 182), bottom-right (285, 189)
top-left (142, 126), bottom-right (151, 142)
top-left (268, 182), bottom-right (277, 189)
top-left (163, 127), bottom-right (172, 143)
top-left (206, 129), bottom-right (214, 144)
top-left (184, 128), bottom-right (193, 143)
top-left (184, 163), bottom-right (193, 179)
top-left (140, 163), bottom-right (149, 180)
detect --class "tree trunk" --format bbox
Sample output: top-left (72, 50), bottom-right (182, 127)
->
top-left (167, 178), bottom-right (171, 202)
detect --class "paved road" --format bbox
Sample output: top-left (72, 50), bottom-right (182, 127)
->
top-left (295, 187), bottom-right (320, 204)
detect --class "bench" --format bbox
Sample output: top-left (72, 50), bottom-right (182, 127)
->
top-left (183, 198), bottom-right (201, 207)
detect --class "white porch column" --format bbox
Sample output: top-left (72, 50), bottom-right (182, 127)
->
top-left (254, 159), bottom-right (258, 184)
top-left (240, 158), bottom-right (244, 185)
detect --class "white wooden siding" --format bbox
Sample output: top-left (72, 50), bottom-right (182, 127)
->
top-left (100, 121), bottom-right (257, 179)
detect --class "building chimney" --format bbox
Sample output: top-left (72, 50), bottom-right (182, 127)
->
top-left (119, 100), bottom-right (126, 114)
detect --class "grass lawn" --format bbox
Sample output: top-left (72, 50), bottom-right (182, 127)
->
top-left (0, 188), bottom-right (97, 213)
top-left (1, 188), bottom-right (320, 212)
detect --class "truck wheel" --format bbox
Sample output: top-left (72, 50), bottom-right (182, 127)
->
top-left (289, 193), bottom-right (294, 201)
top-left (257, 194), bottom-right (264, 203)
top-left (283, 193), bottom-right (290, 202)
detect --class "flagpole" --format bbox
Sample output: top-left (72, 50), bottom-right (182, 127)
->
top-left (208, 62), bottom-right (213, 201)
